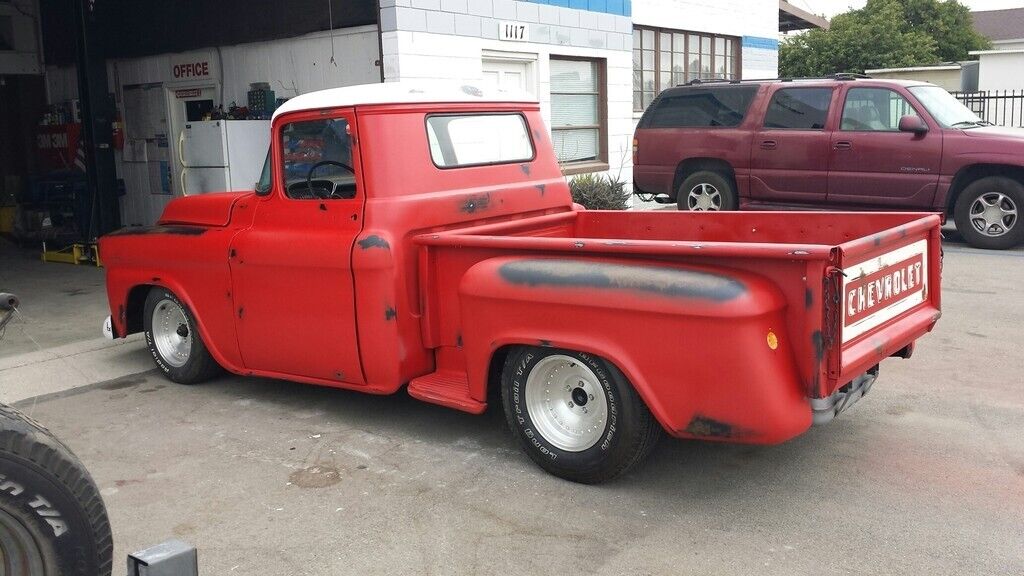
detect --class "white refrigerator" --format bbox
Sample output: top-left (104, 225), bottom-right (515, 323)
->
top-left (178, 120), bottom-right (270, 195)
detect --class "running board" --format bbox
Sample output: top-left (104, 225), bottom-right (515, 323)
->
top-left (408, 371), bottom-right (487, 414)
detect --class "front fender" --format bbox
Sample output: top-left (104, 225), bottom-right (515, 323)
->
top-left (458, 255), bottom-right (812, 444)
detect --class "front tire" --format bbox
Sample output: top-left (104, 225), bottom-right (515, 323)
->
top-left (953, 176), bottom-right (1024, 250)
top-left (677, 170), bottom-right (738, 212)
top-left (143, 288), bottom-right (222, 384)
top-left (500, 347), bottom-right (662, 483)
top-left (0, 404), bottom-right (112, 576)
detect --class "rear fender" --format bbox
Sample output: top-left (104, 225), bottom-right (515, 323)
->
top-left (458, 255), bottom-right (813, 443)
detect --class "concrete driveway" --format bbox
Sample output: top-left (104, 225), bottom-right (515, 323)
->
top-left (2, 232), bottom-right (1022, 575)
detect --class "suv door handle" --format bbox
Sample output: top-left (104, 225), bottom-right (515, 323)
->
top-left (760, 140), bottom-right (777, 150)
top-left (834, 141), bottom-right (852, 151)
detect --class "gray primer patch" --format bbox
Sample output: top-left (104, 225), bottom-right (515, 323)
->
top-left (498, 259), bottom-right (746, 301)
top-left (106, 225), bottom-right (207, 237)
top-left (460, 193), bottom-right (491, 214)
top-left (357, 235), bottom-right (390, 250)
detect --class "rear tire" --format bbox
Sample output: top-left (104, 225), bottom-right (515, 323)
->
top-left (0, 404), bottom-right (112, 576)
top-left (143, 288), bottom-right (222, 384)
top-left (953, 176), bottom-right (1024, 250)
top-left (677, 170), bottom-right (738, 212)
top-left (500, 346), bottom-right (662, 483)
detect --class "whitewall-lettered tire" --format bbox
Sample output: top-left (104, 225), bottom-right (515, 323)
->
top-left (501, 346), bottom-right (662, 483)
top-left (143, 288), bottom-right (222, 384)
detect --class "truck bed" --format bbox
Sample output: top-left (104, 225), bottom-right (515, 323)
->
top-left (415, 209), bottom-right (942, 441)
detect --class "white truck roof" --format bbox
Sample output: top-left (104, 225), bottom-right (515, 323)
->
top-left (272, 81), bottom-right (537, 119)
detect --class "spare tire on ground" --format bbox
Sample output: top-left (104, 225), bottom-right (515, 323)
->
top-left (0, 404), bottom-right (112, 576)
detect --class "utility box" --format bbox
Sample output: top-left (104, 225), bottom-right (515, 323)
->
top-left (127, 540), bottom-right (198, 576)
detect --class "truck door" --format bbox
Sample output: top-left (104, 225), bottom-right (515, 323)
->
top-left (228, 109), bottom-right (365, 384)
top-left (749, 86), bottom-right (834, 204)
top-left (827, 86), bottom-right (942, 208)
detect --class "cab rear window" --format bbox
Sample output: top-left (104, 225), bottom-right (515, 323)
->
top-left (642, 86), bottom-right (758, 129)
top-left (426, 113), bottom-right (535, 168)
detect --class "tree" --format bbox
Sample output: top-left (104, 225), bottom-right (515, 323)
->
top-left (779, 0), bottom-right (990, 77)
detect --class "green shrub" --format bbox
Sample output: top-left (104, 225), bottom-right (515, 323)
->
top-left (569, 173), bottom-right (630, 210)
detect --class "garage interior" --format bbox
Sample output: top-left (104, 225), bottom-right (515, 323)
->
top-left (0, 0), bottom-right (376, 259)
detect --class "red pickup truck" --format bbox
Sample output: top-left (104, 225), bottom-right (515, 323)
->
top-left (100, 83), bottom-right (943, 483)
top-left (633, 77), bottom-right (1024, 250)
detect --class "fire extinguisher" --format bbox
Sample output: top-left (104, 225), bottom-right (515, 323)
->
top-left (112, 111), bottom-right (124, 150)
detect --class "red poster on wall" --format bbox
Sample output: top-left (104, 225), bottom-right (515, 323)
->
top-left (36, 123), bottom-right (83, 172)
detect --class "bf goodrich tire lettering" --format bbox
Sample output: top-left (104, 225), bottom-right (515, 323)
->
top-left (143, 288), bottom-right (223, 384)
top-left (0, 405), bottom-right (112, 576)
top-left (501, 346), bottom-right (661, 483)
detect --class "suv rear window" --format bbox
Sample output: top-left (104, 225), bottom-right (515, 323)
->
top-left (763, 87), bottom-right (833, 130)
top-left (643, 86), bottom-right (759, 128)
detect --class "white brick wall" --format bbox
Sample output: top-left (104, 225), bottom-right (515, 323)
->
top-left (382, 0), bottom-right (636, 189)
top-left (742, 46), bottom-right (779, 80)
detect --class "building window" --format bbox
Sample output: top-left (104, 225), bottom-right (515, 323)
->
top-left (633, 26), bottom-right (741, 112)
top-left (550, 57), bottom-right (606, 168)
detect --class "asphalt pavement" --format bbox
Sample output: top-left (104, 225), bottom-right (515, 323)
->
top-left (1, 227), bottom-right (1022, 576)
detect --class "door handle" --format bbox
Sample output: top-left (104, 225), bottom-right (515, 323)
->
top-left (834, 141), bottom-right (852, 151)
top-left (760, 140), bottom-right (777, 150)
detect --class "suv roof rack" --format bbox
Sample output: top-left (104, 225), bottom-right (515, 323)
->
top-left (682, 73), bottom-right (871, 87)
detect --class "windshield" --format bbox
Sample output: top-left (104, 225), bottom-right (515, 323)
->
top-left (909, 85), bottom-right (983, 128)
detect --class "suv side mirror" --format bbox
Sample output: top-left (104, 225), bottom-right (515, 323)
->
top-left (898, 115), bottom-right (929, 135)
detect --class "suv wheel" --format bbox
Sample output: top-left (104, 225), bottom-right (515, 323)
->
top-left (677, 170), bottom-right (738, 212)
top-left (953, 176), bottom-right (1024, 250)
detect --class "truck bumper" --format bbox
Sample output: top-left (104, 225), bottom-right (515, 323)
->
top-left (810, 366), bottom-right (878, 425)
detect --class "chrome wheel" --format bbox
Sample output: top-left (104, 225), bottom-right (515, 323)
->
top-left (151, 298), bottom-right (191, 368)
top-left (686, 183), bottom-right (722, 211)
top-left (524, 354), bottom-right (609, 452)
top-left (0, 508), bottom-right (50, 576)
top-left (969, 192), bottom-right (1017, 237)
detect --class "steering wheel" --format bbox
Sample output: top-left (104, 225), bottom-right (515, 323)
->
top-left (306, 160), bottom-right (355, 199)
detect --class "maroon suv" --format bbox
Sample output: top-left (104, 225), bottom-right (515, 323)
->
top-left (633, 76), bottom-right (1024, 249)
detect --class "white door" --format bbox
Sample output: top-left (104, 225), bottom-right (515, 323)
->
top-left (166, 84), bottom-right (219, 195)
top-left (482, 58), bottom-right (535, 96)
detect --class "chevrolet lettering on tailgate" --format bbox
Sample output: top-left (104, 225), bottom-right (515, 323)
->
top-left (843, 239), bottom-right (930, 343)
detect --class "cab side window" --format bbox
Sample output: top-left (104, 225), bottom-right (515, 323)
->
top-left (840, 88), bottom-right (918, 131)
top-left (281, 118), bottom-right (356, 200)
top-left (763, 88), bottom-right (832, 130)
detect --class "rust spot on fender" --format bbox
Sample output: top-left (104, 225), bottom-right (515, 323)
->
top-left (805, 288), bottom-right (814, 309)
top-left (872, 235), bottom-right (882, 247)
top-left (539, 339), bottom-right (552, 347)
top-left (106, 225), bottom-right (207, 236)
top-left (519, 163), bottom-right (531, 175)
top-left (460, 193), bottom-right (491, 214)
top-left (456, 333), bottom-right (463, 347)
top-left (535, 184), bottom-right (546, 196)
top-left (357, 235), bottom-right (390, 250)
top-left (497, 259), bottom-right (746, 301)
top-left (384, 306), bottom-right (397, 321)
top-left (684, 415), bottom-right (748, 438)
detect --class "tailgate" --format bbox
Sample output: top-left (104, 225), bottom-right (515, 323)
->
top-left (826, 214), bottom-right (942, 391)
